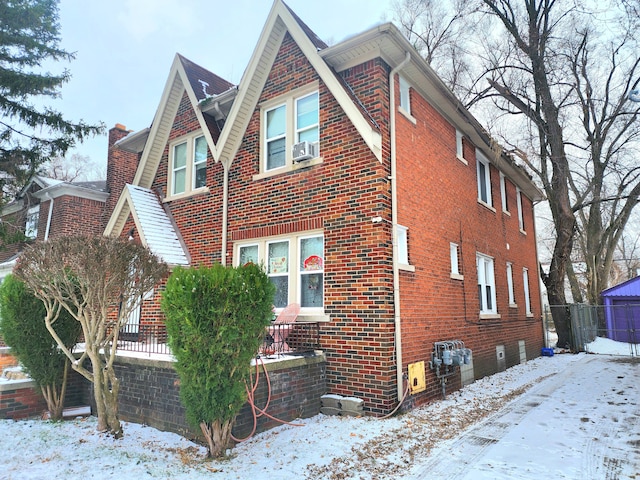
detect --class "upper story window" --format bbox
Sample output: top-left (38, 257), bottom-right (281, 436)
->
top-left (456, 130), bottom-right (465, 162)
top-left (450, 242), bottom-right (463, 280)
top-left (500, 173), bottom-right (509, 213)
top-left (169, 134), bottom-right (208, 197)
top-left (236, 232), bottom-right (324, 312)
top-left (477, 253), bottom-right (497, 315)
top-left (399, 75), bottom-right (411, 114)
top-left (25, 205), bottom-right (39, 239)
top-left (262, 86), bottom-right (319, 174)
top-left (516, 187), bottom-right (525, 232)
top-left (476, 150), bottom-right (492, 207)
top-left (397, 225), bottom-right (409, 265)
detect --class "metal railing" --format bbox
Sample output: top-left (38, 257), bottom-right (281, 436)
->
top-left (114, 322), bottom-right (320, 357)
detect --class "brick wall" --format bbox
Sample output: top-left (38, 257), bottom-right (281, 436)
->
top-left (105, 124), bottom-right (140, 225)
top-left (0, 381), bottom-right (48, 420)
top-left (74, 355), bottom-right (326, 440)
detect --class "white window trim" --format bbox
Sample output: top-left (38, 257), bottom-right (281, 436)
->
top-left (256, 82), bottom-right (322, 179)
top-left (166, 132), bottom-right (209, 200)
top-left (396, 225), bottom-right (415, 272)
top-left (450, 242), bottom-right (463, 280)
top-left (235, 230), bottom-right (327, 318)
top-left (476, 150), bottom-right (493, 210)
top-left (25, 205), bottom-right (39, 239)
top-left (517, 187), bottom-right (526, 233)
top-left (500, 172), bottom-right (510, 214)
top-left (456, 130), bottom-right (467, 164)
top-left (398, 75), bottom-right (416, 124)
top-left (477, 252), bottom-right (497, 316)
top-left (523, 267), bottom-right (533, 316)
top-left (506, 262), bottom-right (517, 307)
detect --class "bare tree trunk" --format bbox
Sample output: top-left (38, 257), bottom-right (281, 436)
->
top-left (40, 360), bottom-right (70, 420)
top-left (200, 419), bottom-right (233, 458)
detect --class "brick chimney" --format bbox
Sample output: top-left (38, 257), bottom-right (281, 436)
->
top-left (103, 124), bottom-right (140, 229)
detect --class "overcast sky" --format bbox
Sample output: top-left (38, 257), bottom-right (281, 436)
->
top-left (53, 0), bottom-right (393, 173)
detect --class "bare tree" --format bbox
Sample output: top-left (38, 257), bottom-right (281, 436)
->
top-left (14, 236), bottom-right (167, 437)
top-left (41, 153), bottom-right (106, 182)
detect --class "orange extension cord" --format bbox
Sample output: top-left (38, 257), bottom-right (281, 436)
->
top-left (230, 356), bottom-right (305, 443)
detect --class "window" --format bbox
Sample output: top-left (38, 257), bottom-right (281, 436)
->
top-left (170, 134), bottom-right (208, 196)
top-left (476, 150), bottom-right (492, 207)
top-left (450, 243), bottom-right (462, 279)
top-left (236, 232), bottom-right (324, 311)
top-left (500, 173), bottom-right (509, 213)
top-left (262, 87), bottom-right (319, 173)
top-left (397, 225), bottom-right (409, 265)
top-left (399, 75), bottom-right (411, 114)
top-left (477, 253), bottom-right (497, 315)
top-left (456, 130), bottom-right (465, 160)
top-left (523, 267), bottom-right (532, 315)
top-left (506, 262), bottom-right (516, 306)
top-left (25, 206), bottom-right (39, 239)
top-left (516, 187), bottom-right (525, 232)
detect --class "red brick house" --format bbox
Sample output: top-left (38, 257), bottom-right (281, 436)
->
top-left (105, 0), bottom-right (544, 415)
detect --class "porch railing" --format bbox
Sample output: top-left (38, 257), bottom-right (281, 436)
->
top-left (115, 322), bottom-right (320, 357)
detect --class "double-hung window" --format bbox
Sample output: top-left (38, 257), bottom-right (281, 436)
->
top-left (170, 134), bottom-right (208, 197)
top-left (237, 232), bottom-right (324, 312)
top-left (262, 86), bottom-right (319, 173)
top-left (477, 253), bottom-right (497, 315)
top-left (476, 150), bottom-right (492, 207)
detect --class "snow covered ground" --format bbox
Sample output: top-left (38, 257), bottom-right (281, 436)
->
top-left (0, 339), bottom-right (638, 480)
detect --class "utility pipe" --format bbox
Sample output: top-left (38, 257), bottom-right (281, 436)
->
top-left (389, 51), bottom-right (411, 401)
top-left (221, 161), bottom-right (230, 266)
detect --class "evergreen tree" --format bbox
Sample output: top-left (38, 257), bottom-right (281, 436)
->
top-left (0, 0), bottom-right (103, 198)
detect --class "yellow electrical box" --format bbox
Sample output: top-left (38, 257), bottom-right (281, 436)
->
top-left (408, 361), bottom-right (426, 394)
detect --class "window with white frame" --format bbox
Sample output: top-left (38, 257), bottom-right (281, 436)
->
top-left (476, 151), bottom-right (492, 206)
top-left (25, 205), bottom-right (39, 239)
top-left (516, 187), bottom-right (525, 231)
top-left (262, 87), bottom-right (319, 173)
top-left (397, 225), bottom-right (409, 265)
top-left (477, 253), bottom-right (497, 315)
top-left (506, 262), bottom-right (516, 306)
top-left (500, 173), bottom-right (509, 213)
top-left (236, 232), bottom-right (324, 311)
top-left (450, 242), bottom-right (461, 278)
top-left (169, 134), bottom-right (208, 197)
top-left (523, 267), bottom-right (532, 315)
top-left (456, 130), bottom-right (464, 160)
top-left (399, 75), bottom-right (411, 114)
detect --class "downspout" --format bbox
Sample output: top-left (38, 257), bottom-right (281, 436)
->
top-left (44, 192), bottom-right (54, 241)
top-left (389, 52), bottom-right (411, 401)
top-left (221, 161), bottom-right (230, 266)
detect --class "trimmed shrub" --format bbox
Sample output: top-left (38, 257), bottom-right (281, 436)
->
top-left (161, 263), bottom-right (274, 458)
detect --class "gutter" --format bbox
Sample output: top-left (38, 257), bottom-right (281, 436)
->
top-left (389, 51), bottom-right (411, 401)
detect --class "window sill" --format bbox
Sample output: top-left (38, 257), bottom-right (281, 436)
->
top-left (297, 313), bottom-right (330, 323)
top-left (519, 228), bottom-right (527, 236)
top-left (509, 303), bottom-right (518, 309)
top-left (253, 156), bottom-right (323, 181)
top-left (477, 200), bottom-right (496, 213)
top-left (526, 312), bottom-right (534, 318)
top-left (398, 106), bottom-right (416, 124)
top-left (456, 154), bottom-right (468, 166)
top-left (450, 273), bottom-right (464, 281)
top-left (399, 263), bottom-right (415, 272)
top-left (163, 187), bottom-right (209, 202)
top-left (479, 313), bottom-right (501, 320)
top-left (503, 210), bottom-right (511, 216)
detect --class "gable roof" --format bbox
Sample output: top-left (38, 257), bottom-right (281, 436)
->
top-left (215, 0), bottom-right (383, 166)
top-left (104, 184), bottom-right (189, 267)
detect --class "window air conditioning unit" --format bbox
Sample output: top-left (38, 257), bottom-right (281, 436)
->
top-left (292, 141), bottom-right (318, 162)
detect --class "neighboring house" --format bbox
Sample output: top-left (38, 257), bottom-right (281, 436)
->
top-left (0, 176), bottom-right (109, 282)
top-left (105, 0), bottom-right (545, 414)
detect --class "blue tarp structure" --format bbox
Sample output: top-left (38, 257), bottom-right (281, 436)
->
top-left (601, 276), bottom-right (640, 343)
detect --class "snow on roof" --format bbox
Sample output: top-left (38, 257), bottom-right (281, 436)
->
top-left (126, 185), bottom-right (189, 266)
